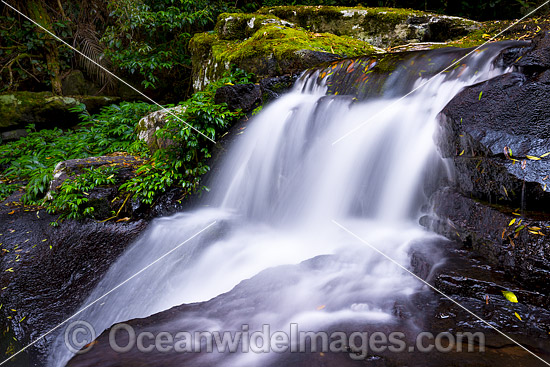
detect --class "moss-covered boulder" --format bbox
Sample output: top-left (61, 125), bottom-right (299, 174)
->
top-left (258, 6), bottom-right (480, 48)
top-left (136, 105), bottom-right (185, 151)
top-left (0, 92), bottom-right (119, 131)
top-left (190, 12), bottom-right (378, 91)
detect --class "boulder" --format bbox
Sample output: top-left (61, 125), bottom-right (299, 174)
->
top-left (61, 70), bottom-right (100, 96)
top-left (0, 91), bottom-right (119, 131)
top-left (45, 153), bottom-right (145, 218)
top-left (437, 34), bottom-right (550, 213)
top-left (258, 6), bottom-right (480, 48)
top-left (136, 105), bottom-right (185, 151)
top-left (422, 188), bottom-right (550, 294)
top-left (189, 11), bottom-right (377, 91)
top-left (428, 34), bottom-right (550, 294)
top-left (0, 204), bottom-right (147, 364)
top-left (214, 83), bottom-right (262, 111)
top-left (259, 75), bottom-right (298, 103)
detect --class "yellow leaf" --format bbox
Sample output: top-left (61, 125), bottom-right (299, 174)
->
top-left (116, 217), bottom-right (130, 222)
top-left (529, 227), bottom-right (541, 231)
top-left (5, 268), bottom-right (13, 272)
top-left (541, 152), bottom-right (550, 158)
top-left (501, 290), bottom-right (518, 303)
top-left (106, 174), bottom-right (114, 180)
top-left (316, 305), bottom-right (326, 310)
top-left (508, 218), bottom-right (516, 226)
top-left (42, 239), bottom-right (47, 242)
top-left (515, 312), bottom-right (522, 321)
top-left (224, 82), bottom-right (234, 86)
top-left (459, 150), bottom-right (465, 156)
top-left (526, 155), bottom-right (541, 161)
top-left (482, 33), bottom-right (491, 39)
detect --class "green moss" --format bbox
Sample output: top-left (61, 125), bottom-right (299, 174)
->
top-left (257, 6), bottom-right (479, 48)
top-left (215, 12), bottom-right (284, 40)
top-left (190, 18), bottom-right (376, 90)
top-left (216, 24), bottom-right (375, 61)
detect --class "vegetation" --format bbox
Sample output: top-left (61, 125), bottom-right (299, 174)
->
top-left (0, 68), bottom-right (252, 220)
top-left (1, 0), bottom-right (549, 220)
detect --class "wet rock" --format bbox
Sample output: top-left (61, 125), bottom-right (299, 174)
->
top-left (136, 105), bottom-right (185, 151)
top-left (214, 83), bottom-right (262, 112)
top-left (0, 205), bottom-right (147, 365)
top-left (516, 31), bottom-right (550, 72)
top-left (67, 238), bottom-right (550, 367)
top-left (438, 35), bottom-right (550, 212)
top-left (423, 188), bottom-right (550, 294)
top-left (259, 75), bottom-right (297, 103)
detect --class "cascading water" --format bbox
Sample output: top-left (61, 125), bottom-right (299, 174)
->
top-left (50, 43), bottom-right (515, 367)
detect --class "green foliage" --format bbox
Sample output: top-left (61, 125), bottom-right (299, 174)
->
top-left (0, 16), bottom-right (73, 92)
top-left (0, 102), bottom-right (158, 204)
top-left (0, 68), bottom-right (253, 219)
top-left (0, 181), bottom-right (17, 202)
top-left (101, 0), bottom-right (224, 89)
top-left (47, 166), bottom-right (119, 220)
top-left (120, 68), bottom-right (253, 204)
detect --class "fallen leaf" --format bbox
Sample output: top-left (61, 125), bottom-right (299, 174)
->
top-left (508, 218), bottom-right (516, 226)
top-left (502, 290), bottom-right (518, 303)
top-left (526, 155), bottom-right (541, 161)
top-left (515, 312), bottom-right (522, 321)
top-left (316, 305), bottom-right (326, 310)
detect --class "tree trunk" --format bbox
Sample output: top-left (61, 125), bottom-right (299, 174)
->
top-left (26, 0), bottom-right (63, 95)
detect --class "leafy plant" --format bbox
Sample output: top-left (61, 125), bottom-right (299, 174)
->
top-left (0, 16), bottom-right (73, 92)
top-left (0, 68), bottom-right (254, 220)
top-left (120, 68), bottom-right (254, 204)
top-left (0, 102), bottom-right (158, 205)
top-left (47, 166), bottom-right (119, 220)
top-left (101, 0), bottom-right (219, 89)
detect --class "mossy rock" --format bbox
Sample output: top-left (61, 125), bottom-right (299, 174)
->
top-left (0, 92), bottom-right (119, 131)
top-left (190, 14), bottom-right (377, 91)
top-left (136, 105), bottom-right (186, 151)
top-left (215, 12), bottom-right (295, 40)
top-left (258, 6), bottom-right (480, 48)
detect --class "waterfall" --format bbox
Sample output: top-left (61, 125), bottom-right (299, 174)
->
top-left (50, 43), bottom-right (514, 366)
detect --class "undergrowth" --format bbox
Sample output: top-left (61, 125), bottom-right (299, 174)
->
top-left (0, 68), bottom-right (253, 221)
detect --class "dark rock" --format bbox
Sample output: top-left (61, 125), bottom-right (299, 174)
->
top-left (0, 128), bottom-right (27, 142)
top-left (45, 154), bottom-right (145, 219)
top-left (214, 83), bottom-right (262, 112)
top-left (516, 31), bottom-right (550, 73)
top-left (0, 205), bottom-right (147, 365)
top-left (259, 75), bottom-right (298, 103)
top-left (438, 69), bottom-right (550, 211)
top-left (0, 92), bottom-right (119, 132)
top-left (423, 188), bottom-right (550, 294)
top-left (61, 70), bottom-right (100, 96)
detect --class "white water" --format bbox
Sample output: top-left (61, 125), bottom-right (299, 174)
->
top-left (50, 46), bottom-right (510, 366)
